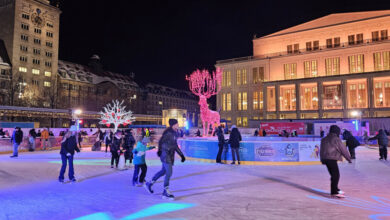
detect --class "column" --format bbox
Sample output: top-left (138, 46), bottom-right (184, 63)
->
top-left (368, 76), bottom-right (374, 117)
top-left (342, 78), bottom-right (347, 118)
top-left (275, 84), bottom-right (280, 119)
top-left (318, 81), bottom-right (323, 118)
top-left (262, 84), bottom-right (267, 119)
top-left (295, 82), bottom-right (300, 119)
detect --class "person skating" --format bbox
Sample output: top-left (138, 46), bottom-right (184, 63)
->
top-left (28, 128), bottom-right (37, 152)
top-left (320, 125), bottom-right (352, 198)
top-left (110, 130), bottom-right (123, 168)
top-left (369, 129), bottom-right (388, 160)
top-left (228, 125), bottom-right (242, 165)
top-left (132, 137), bottom-right (155, 186)
top-left (59, 126), bottom-right (80, 182)
top-left (216, 126), bottom-right (224, 163)
top-left (145, 119), bottom-right (186, 200)
top-left (124, 129), bottom-right (136, 167)
top-left (342, 130), bottom-right (360, 159)
top-left (10, 127), bottom-right (23, 158)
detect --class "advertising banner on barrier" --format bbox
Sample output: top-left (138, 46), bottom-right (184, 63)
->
top-left (260, 122), bottom-right (305, 135)
top-left (298, 141), bottom-right (321, 162)
top-left (253, 142), bottom-right (299, 162)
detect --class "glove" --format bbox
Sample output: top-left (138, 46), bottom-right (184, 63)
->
top-left (181, 156), bottom-right (186, 163)
top-left (157, 151), bottom-right (162, 157)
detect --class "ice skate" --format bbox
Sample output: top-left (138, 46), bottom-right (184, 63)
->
top-left (331, 193), bottom-right (346, 198)
top-left (162, 187), bottom-right (175, 200)
top-left (144, 181), bottom-right (154, 194)
top-left (338, 190), bottom-right (345, 195)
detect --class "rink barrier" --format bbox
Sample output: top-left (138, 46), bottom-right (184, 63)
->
top-left (186, 156), bottom-right (322, 165)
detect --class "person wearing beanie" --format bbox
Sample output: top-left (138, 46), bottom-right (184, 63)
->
top-left (145, 118), bottom-right (185, 200)
top-left (59, 125), bottom-right (80, 182)
top-left (320, 125), bottom-right (352, 198)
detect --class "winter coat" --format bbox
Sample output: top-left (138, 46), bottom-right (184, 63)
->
top-left (123, 133), bottom-right (135, 150)
top-left (369, 130), bottom-right (389, 147)
top-left (320, 133), bottom-right (351, 162)
top-left (228, 128), bottom-right (242, 148)
top-left (217, 128), bottom-right (225, 145)
top-left (158, 127), bottom-right (184, 164)
top-left (41, 130), bottom-right (49, 140)
top-left (12, 130), bottom-right (23, 144)
top-left (132, 141), bottom-right (154, 165)
top-left (29, 129), bottom-right (37, 139)
top-left (104, 132), bottom-right (113, 145)
top-left (110, 136), bottom-right (122, 152)
top-left (60, 135), bottom-right (80, 155)
top-left (342, 130), bottom-right (360, 149)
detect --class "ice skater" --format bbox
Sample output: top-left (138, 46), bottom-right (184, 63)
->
top-left (228, 125), bottom-right (242, 165)
top-left (145, 119), bottom-right (186, 200)
top-left (10, 127), bottom-right (23, 158)
top-left (320, 125), bottom-right (352, 198)
top-left (216, 126), bottom-right (224, 163)
top-left (132, 137), bottom-right (155, 186)
top-left (59, 125), bottom-right (80, 183)
top-left (124, 129), bottom-right (136, 167)
top-left (110, 130), bottom-right (122, 168)
top-left (369, 129), bottom-right (388, 161)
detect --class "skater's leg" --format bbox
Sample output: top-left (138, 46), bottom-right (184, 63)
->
top-left (384, 146), bottom-right (388, 160)
top-left (139, 164), bottom-right (147, 183)
top-left (111, 152), bottom-right (115, 167)
top-left (152, 164), bottom-right (166, 182)
top-left (216, 144), bottom-right (223, 163)
top-left (59, 154), bottom-right (67, 181)
top-left (324, 160), bottom-right (340, 195)
top-left (105, 143), bottom-right (108, 153)
top-left (231, 147), bottom-right (236, 162)
top-left (236, 148), bottom-right (241, 163)
top-left (379, 146), bottom-right (384, 159)
top-left (133, 165), bottom-right (140, 184)
top-left (163, 163), bottom-right (173, 188)
top-left (12, 143), bottom-right (19, 156)
top-left (68, 155), bottom-right (75, 180)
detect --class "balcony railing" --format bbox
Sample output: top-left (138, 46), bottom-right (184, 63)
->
top-left (216, 38), bottom-right (390, 64)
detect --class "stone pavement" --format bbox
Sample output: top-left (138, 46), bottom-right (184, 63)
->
top-left (0, 146), bottom-right (389, 220)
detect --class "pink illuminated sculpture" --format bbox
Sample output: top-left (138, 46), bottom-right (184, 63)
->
top-left (99, 100), bottom-right (135, 132)
top-left (186, 67), bottom-right (222, 136)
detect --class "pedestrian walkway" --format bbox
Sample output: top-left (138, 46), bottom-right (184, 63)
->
top-left (0, 147), bottom-right (389, 220)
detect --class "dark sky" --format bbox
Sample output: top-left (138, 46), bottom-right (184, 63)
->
top-left (58, 0), bottom-right (390, 90)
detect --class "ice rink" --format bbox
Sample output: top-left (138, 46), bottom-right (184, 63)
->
top-left (0, 146), bottom-right (389, 220)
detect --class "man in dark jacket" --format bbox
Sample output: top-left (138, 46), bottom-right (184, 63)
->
top-left (369, 129), bottom-right (388, 160)
top-left (10, 127), bottom-right (23, 158)
top-left (342, 130), bottom-right (360, 159)
top-left (145, 119), bottom-right (185, 200)
top-left (110, 130), bottom-right (122, 168)
top-left (123, 129), bottom-right (136, 166)
top-left (59, 125), bottom-right (80, 182)
top-left (28, 128), bottom-right (37, 151)
top-left (229, 125), bottom-right (242, 165)
top-left (216, 126), bottom-right (225, 163)
top-left (320, 125), bottom-right (352, 198)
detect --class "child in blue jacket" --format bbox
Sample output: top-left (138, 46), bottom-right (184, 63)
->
top-left (132, 137), bottom-right (155, 186)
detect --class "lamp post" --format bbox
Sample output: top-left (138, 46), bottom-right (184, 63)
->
top-left (350, 110), bottom-right (362, 136)
top-left (72, 109), bottom-right (82, 131)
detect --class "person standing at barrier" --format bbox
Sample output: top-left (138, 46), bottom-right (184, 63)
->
top-left (59, 126), bottom-right (80, 183)
top-left (124, 129), bottom-right (136, 167)
top-left (104, 130), bottom-right (112, 154)
top-left (320, 125), bottom-right (352, 198)
top-left (229, 125), bottom-right (242, 165)
top-left (216, 126), bottom-right (224, 163)
top-left (145, 119), bottom-right (186, 200)
top-left (28, 128), bottom-right (37, 151)
top-left (41, 128), bottom-right (51, 150)
top-left (10, 127), bottom-right (23, 158)
top-left (369, 129), bottom-right (388, 161)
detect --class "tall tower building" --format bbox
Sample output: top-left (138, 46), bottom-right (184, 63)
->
top-left (0, 0), bottom-right (60, 107)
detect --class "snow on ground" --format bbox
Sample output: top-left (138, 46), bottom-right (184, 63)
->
top-left (0, 147), bottom-right (389, 220)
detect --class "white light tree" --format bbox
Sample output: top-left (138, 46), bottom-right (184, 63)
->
top-left (99, 100), bottom-right (136, 132)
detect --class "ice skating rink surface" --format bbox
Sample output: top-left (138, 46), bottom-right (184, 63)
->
top-left (0, 147), bottom-right (389, 220)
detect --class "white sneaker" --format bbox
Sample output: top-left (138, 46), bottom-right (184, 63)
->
top-left (332, 194), bottom-right (346, 198)
top-left (338, 190), bottom-right (345, 195)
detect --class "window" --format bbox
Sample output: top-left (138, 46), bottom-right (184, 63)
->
top-left (334, 37), bottom-right (340, 47)
top-left (381, 30), bottom-right (388, 40)
top-left (357, 33), bottom-right (363, 44)
top-left (45, 51), bottom-right (52, 57)
top-left (372, 31), bottom-right (379, 41)
top-left (325, 57), bottom-right (340, 75)
top-left (348, 35), bottom-right (355, 45)
top-left (33, 48), bottom-right (40, 55)
top-left (21, 23), bottom-right (29, 30)
top-left (242, 69), bottom-right (247, 84)
top-left (22, 13), bottom-right (29, 19)
top-left (47, 22), bottom-right (53, 28)
top-left (19, 67), bottom-right (27, 72)
top-left (20, 56), bottom-right (27, 62)
top-left (32, 69), bottom-right (40, 75)
top-left (236, 70), bottom-right (241, 85)
top-left (313, 41), bottom-right (319, 50)
top-left (306, 42), bottom-right (312, 51)
top-left (32, 79), bottom-right (39, 86)
top-left (284, 63), bottom-right (297, 80)
top-left (33, 38), bottom-right (41, 44)
top-left (253, 91), bottom-right (259, 110)
top-left (222, 93), bottom-right (226, 111)
top-left (279, 85), bottom-right (296, 111)
top-left (348, 54), bottom-right (364, 73)
top-left (20, 45), bottom-right (28, 52)
top-left (21, 34), bottom-right (28, 41)
top-left (293, 44), bottom-right (299, 53)
top-left (304, 60), bottom-right (318, 78)
top-left (243, 117), bottom-right (248, 127)
top-left (326, 39), bottom-right (332, 48)
top-left (347, 79), bottom-right (367, 109)
top-left (374, 51), bottom-right (390, 71)
top-left (46, 42), bottom-right (53, 47)
top-left (46, 32), bottom-right (53, 38)
top-left (226, 93), bottom-right (231, 111)
top-left (44, 71), bottom-right (51, 77)
top-left (45, 61), bottom-right (52, 67)
top-left (287, 45), bottom-right (293, 54)
top-left (43, 102), bottom-right (50, 107)
top-left (32, 59), bottom-right (40, 65)
top-left (44, 81), bottom-right (51, 87)
top-left (252, 67), bottom-right (264, 84)
top-left (237, 92), bottom-right (247, 110)
top-left (374, 77), bottom-right (390, 107)
top-left (34, 28), bottom-right (41, 34)
top-left (300, 83), bottom-right (318, 110)
top-left (323, 81), bottom-right (342, 109)
top-left (236, 117), bottom-right (242, 127)
top-left (267, 86), bottom-right (276, 111)
top-left (62, 83), bottom-right (68, 89)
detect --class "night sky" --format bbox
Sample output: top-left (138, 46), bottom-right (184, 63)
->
top-left (58, 0), bottom-right (390, 90)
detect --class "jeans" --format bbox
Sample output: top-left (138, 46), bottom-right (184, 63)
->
top-left (216, 143), bottom-right (223, 163)
top-left (231, 147), bottom-right (240, 162)
top-left (59, 154), bottom-right (74, 180)
top-left (379, 145), bottom-right (388, 160)
top-left (152, 162), bottom-right (173, 188)
top-left (12, 143), bottom-right (20, 156)
top-left (133, 164), bottom-right (147, 183)
top-left (323, 159), bottom-right (340, 195)
top-left (111, 151), bottom-right (119, 167)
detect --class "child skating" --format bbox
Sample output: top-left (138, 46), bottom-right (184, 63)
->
top-left (132, 137), bottom-right (155, 186)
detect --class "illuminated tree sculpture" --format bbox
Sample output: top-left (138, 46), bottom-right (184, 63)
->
top-left (99, 100), bottom-right (135, 132)
top-left (186, 67), bottom-right (222, 136)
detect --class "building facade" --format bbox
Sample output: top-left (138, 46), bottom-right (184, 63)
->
top-left (0, 0), bottom-right (60, 107)
top-left (216, 10), bottom-right (390, 127)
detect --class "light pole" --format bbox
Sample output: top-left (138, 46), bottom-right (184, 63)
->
top-left (72, 109), bottom-right (83, 131)
top-left (351, 110), bottom-right (362, 136)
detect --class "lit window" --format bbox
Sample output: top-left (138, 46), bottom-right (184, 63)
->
top-left (44, 81), bottom-right (51, 87)
top-left (32, 69), bottom-right (40, 75)
top-left (19, 67), bottom-right (27, 72)
top-left (158, 101), bottom-right (163, 105)
top-left (44, 71), bottom-right (51, 77)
